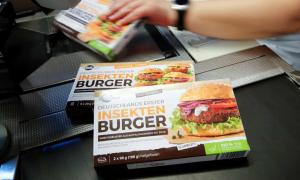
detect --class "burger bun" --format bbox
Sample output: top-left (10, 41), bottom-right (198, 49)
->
top-left (180, 83), bottom-right (234, 102)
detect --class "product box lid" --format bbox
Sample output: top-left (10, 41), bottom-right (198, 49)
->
top-left (54, 0), bottom-right (141, 60)
top-left (67, 61), bottom-right (195, 103)
top-left (93, 79), bottom-right (250, 167)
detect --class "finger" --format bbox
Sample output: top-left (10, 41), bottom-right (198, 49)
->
top-left (108, 1), bottom-right (143, 21)
top-left (118, 7), bottom-right (148, 25)
top-left (101, 0), bottom-right (133, 22)
top-left (107, 0), bottom-right (133, 16)
top-left (101, 0), bottom-right (130, 17)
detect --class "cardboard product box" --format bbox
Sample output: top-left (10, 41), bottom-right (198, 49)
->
top-left (93, 79), bottom-right (250, 169)
top-left (66, 61), bottom-right (195, 122)
top-left (54, 0), bottom-right (142, 60)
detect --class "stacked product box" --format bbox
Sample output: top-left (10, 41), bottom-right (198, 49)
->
top-left (66, 61), bottom-right (195, 122)
top-left (93, 79), bottom-right (250, 169)
top-left (54, 0), bottom-right (142, 60)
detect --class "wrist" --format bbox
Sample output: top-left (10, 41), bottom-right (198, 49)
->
top-left (171, 0), bottom-right (189, 30)
top-left (169, 8), bottom-right (178, 27)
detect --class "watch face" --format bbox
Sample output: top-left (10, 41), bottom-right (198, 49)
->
top-left (172, 0), bottom-right (189, 10)
top-left (175, 0), bottom-right (189, 5)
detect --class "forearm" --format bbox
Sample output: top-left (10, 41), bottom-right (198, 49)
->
top-left (186, 0), bottom-right (300, 39)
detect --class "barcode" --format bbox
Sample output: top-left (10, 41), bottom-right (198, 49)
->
top-left (68, 8), bottom-right (95, 23)
top-left (218, 151), bottom-right (248, 160)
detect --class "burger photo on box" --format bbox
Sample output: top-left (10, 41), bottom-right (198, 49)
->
top-left (166, 63), bottom-right (192, 74)
top-left (162, 63), bottom-right (194, 84)
top-left (135, 63), bottom-right (193, 86)
top-left (77, 16), bottom-right (125, 44)
top-left (135, 68), bottom-right (164, 86)
top-left (162, 72), bottom-right (192, 84)
top-left (170, 83), bottom-right (244, 139)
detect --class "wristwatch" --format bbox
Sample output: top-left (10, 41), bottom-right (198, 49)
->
top-left (171, 0), bottom-right (189, 30)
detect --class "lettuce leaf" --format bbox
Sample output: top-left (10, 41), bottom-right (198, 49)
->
top-left (187, 69), bottom-right (193, 76)
top-left (134, 75), bottom-right (139, 81)
top-left (169, 109), bottom-right (242, 135)
top-left (156, 78), bottom-right (170, 85)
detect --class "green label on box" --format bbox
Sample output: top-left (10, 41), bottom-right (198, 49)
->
top-left (204, 140), bottom-right (250, 155)
top-left (88, 40), bottom-right (114, 60)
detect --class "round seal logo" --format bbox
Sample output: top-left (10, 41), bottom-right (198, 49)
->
top-left (85, 65), bottom-right (94, 70)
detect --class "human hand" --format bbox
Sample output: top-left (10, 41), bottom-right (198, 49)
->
top-left (103, 0), bottom-right (177, 26)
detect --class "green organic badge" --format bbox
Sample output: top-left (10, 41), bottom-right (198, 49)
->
top-left (204, 140), bottom-right (250, 155)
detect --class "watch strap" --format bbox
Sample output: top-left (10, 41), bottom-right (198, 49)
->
top-left (176, 9), bottom-right (185, 30)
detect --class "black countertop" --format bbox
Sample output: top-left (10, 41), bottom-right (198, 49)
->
top-left (1, 17), bottom-right (299, 180)
top-left (19, 75), bottom-right (300, 180)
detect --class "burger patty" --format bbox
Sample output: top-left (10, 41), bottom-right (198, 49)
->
top-left (138, 73), bottom-right (163, 81)
top-left (182, 108), bottom-right (240, 124)
top-left (167, 67), bottom-right (188, 73)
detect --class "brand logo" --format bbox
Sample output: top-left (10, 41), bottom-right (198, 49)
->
top-left (97, 156), bottom-right (107, 163)
top-left (85, 65), bottom-right (94, 70)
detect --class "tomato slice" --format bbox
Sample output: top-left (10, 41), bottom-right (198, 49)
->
top-left (209, 101), bottom-right (237, 109)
